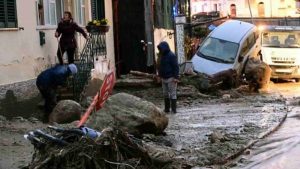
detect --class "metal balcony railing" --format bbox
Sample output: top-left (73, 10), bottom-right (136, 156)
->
top-left (72, 32), bottom-right (107, 101)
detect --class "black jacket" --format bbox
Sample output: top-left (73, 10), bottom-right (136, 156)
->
top-left (56, 19), bottom-right (87, 49)
top-left (158, 41), bottom-right (179, 79)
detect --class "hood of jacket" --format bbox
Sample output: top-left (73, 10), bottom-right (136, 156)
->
top-left (157, 41), bottom-right (171, 55)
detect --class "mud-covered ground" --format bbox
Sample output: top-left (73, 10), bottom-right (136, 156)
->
top-left (0, 81), bottom-right (290, 169)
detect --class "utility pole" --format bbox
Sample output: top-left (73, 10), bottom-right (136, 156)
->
top-left (247, 0), bottom-right (254, 24)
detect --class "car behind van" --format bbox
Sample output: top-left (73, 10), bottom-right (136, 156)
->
top-left (191, 20), bottom-right (260, 77)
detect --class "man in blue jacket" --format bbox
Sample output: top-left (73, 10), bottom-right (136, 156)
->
top-left (36, 64), bottom-right (78, 121)
top-left (157, 41), bottom-right (179, 113)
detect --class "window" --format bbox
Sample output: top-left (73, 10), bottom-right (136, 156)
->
top-left (197, 37), bottom-right (239, 63)
top-left (36, 0), bottom-right (63, 26)
top-left (258, 2), bottom-right (265, 17)
top-left (91, 0), bottom-right (105, 20)
top-left (0, 0), bottom-right (17, 28)
top-left (214, 4), bottom-right (217, 11)
top-left (296, 0), bottom-right (300, 9)
top-left (240, 33), bottom-right (256, 56)
top-left (75, 0), bottom-right (85, 25)
top-left (230, 4), bottom-right (236, 17)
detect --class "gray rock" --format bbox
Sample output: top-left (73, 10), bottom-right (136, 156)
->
top-left (87, 93), bottom-right (169, 137)
top-left (209, 130), bottom-right (225, 143)
top-left (0, 115), bottom-right (7, 122)
top-left (12, 116), bottom-right (27, 122)
top-left (28, 117), bottom-right (40, 123)
top-left (49, 100), bottom-right (83, 124)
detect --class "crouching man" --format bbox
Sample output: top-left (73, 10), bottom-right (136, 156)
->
top-left (36, 64), bottom-right (78, 122)
top-left (157, 41), bottom-right (179, 114)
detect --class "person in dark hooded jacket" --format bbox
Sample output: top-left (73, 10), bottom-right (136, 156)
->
top-left (55, 11), bottom-right (87, 65)
top-left (36, 64), bottom-right (78, 122)
top-left (157, 41), bottom-right (179, 113)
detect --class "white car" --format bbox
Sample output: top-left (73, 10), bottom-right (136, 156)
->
top-left (191, 20), bottom-right (260, 76)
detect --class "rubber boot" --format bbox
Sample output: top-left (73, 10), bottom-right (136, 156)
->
top-left (164, 98), bottom-right (170, 113)
top-left (171, 99), bottom-right (177, 114)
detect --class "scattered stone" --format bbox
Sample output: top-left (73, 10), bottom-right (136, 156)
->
top-left (28, 117), bottom-right (40, 123)
top-left (208, 130), bottom-right (227, 143)
top-left (49, 100), bottom-right (83, 124)
top-left (222, 94), bottom-right (231, 99)
top-left (12, 116), bottom-right (26, 122)
top-left (244, 149), bottom-right (251, 155)
top-left (0, 115), bottom-right (7, 122)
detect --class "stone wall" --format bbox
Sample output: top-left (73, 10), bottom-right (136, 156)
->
top-left (0, 79), bottom-right (39, 100)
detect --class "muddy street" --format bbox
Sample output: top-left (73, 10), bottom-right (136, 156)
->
top-left (227, 81), bottom-right (300, 169)
top-left (0, 81), bottom-right (299, 169)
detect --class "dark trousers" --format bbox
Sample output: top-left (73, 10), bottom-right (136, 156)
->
top-left (57, 47), bottom-right (76, 65)
top-left (37, 85), bottom-right (57, 115)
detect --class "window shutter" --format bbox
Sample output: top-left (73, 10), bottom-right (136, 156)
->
top-left (91, 0), bottom-right (105, 20)
top-left (0, 0), bottom-right (17, 28)
top-left (6, 0), bottom-right (17, 27)
top-left (164, 0), bottom-right (172, 29)
top-left (0, 0), bottom-right (5, 28)
top-left (97, 0), bottom-right (105, 19)
top-left (91, 0), bottom-right (96, 19)
top-left (154, 0), bottom-right (163, 28)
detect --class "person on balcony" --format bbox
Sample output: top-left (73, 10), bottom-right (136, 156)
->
top-left (157, 41), bottom-right (179, 114)
top-left (55, 11), bottom-right (87, 65)
top-left (36, 64), bottom-right (78, 122)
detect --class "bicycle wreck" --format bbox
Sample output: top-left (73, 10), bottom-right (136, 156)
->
top-left (23, 125), bottom-right (172, 169)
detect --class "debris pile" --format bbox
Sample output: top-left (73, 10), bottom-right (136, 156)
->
top-left (24, 127), bottom-right (171, 169)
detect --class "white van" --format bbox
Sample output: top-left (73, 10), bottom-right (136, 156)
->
top-left (191, 20), bottom-right (260, 76)
top-left (259, 25), bottom-right (300, 81)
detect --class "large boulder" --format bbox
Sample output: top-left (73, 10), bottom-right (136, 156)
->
top-left (87, 93), bottom-right (169, 137)
top-left (49, 100), bottom-right (83, 124)
top-left (244, 57), bottom-right (271, 91)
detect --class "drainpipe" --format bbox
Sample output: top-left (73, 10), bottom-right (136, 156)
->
top-left (270, 0), bottom-right (272, 17)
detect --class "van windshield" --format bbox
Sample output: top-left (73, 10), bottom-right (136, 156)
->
top-left (197, 37), bottom-right (239, 63)
top-left (261, 31), bottom-right (300, 48)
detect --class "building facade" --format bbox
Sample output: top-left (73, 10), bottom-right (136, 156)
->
top-left (190, 0), bottom-right (300, 17)
top-left (0, 0), bottom-right (115, 99)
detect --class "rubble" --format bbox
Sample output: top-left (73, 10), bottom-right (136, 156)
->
top-left (24, 127), bottom-right (173, 169)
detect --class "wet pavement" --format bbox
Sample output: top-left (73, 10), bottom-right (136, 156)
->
top-left (229, 81), bottom-right (300, 169)
top-left (232, 107), bottom-right (300, 169)
top-left (164, 95), bottom-right (287, 166)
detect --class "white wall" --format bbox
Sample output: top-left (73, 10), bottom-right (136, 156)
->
top-left (0, 0), bottom-right (59, 85)
top-left (0, 0), bottom-right (115, 86)
top-left (105, 0), bottom-right (115, 68)
top-left (153, 28), bottom-right (175, 60)
top-left (190, 0), bottom-right (300, 18)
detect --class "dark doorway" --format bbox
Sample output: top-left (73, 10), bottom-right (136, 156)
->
top-left (113, 0), bottom-right (149, 75)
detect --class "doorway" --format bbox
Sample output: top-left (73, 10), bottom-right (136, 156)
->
top-left (113, 0), bottom-right (154, 76)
